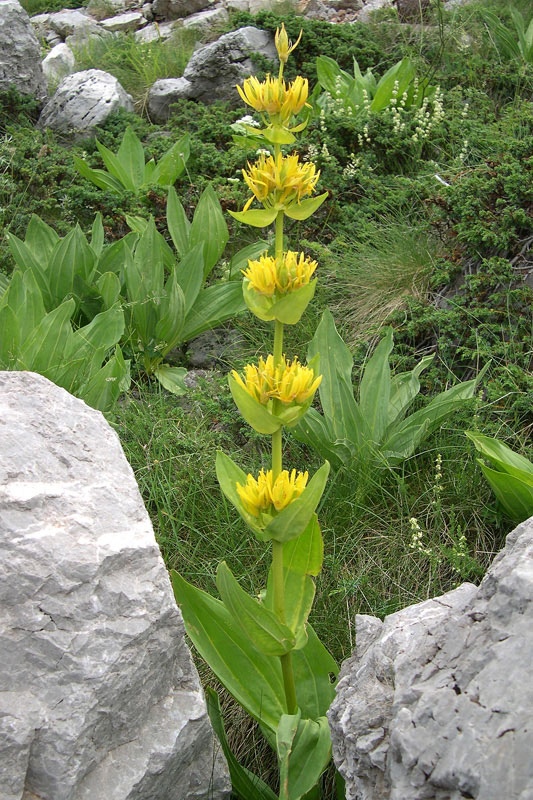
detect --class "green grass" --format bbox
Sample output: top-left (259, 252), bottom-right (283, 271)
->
top-left (72, 29), bottom-right (199, 113)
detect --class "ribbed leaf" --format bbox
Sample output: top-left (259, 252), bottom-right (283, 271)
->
top-left (217, 562), bottom-right (296, 656)
top-left (180, 282), bottom-right (245, 342)
top-left (167, 186), bottom-right (190, 256)
top-left (48, 225), bottom-right (96, 307)
top-left (171, 570), bottom-right (286, 732)
top-left (190, 184), bottom-right (229, 278)
top-left (477, 461), bottom-right (533, 522)
top-left (154, 365), bottom-right (187, 395)
top-left (277, 712), bottom-right (331, 800)
top-left (96, 138), bottom-right (136, 191)
top-left (150, 133), bottom-right (190, 186)
top-left (174, 243), bottom-right (204, 315)
top-left (73, 156), bottom-right (124, 193)
top-left (359, 327), bottom-right (393, 443)
top-left (117, 126), bottom-right (146, 191)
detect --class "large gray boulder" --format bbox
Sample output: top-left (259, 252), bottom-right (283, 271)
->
top-left (0, 371), bottom-right (231, 800)
top-left (38, 69), bottom-right (134, 135)
top-left (328, 517), bottom-right (533, 800)
top-left (0, 0), bottom-right (47, 102)
top-left (148, 25), bottom-right (276, 121)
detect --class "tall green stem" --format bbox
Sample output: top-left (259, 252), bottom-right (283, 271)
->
top-left (270, 206), bottom-right (298, 714)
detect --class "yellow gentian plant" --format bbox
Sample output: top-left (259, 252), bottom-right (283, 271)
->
top-left (172, 25), bottom-right (337, 800)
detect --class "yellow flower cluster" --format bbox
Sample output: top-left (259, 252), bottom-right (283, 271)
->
top-left (232, 355), bottom-right (321, 406)
top-left (243, 251), bottom-right (317, 297)
top-left (236, 75), bottom-right (309, 124)
top-left (243, 152), bottom-right (320, 212)
top-left (275, 23), bottom-right (302, 65)
top-left (237, 468), bottom-right (308, 517)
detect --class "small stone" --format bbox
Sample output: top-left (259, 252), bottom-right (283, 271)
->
top-left (148, 77), bottom-right (193, 122)
top-left (357, 0), bottom-right (393, 22)
top-left (99, 9), bottom-right (145, 30)
top-left (151, 0), bottom-right (214, 21)
top-left (42, 43), bottom-right (75, 85)
top-left (182, 5), bottom-right (229, 33)
top-left (141, 2), bottom-right (153, 19)
top-left (134, 19), bottom-right (176, 41)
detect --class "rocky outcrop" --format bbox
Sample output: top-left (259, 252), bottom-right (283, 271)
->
top-left (0, 371), bottom-right (231, 800)
top-left (38, 69), bottom-right (134, 135)
top-left (328, 517), bottom-right (533, 800)
top-left (0, 0), bottom-right (47, 102)
top-left (357, 0), bottom-right (392, 22)
top-left (148, 25), bottom-right (276, 120)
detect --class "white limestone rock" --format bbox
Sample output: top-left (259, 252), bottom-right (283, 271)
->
top-left (182, 5), bottom-right (229, 34)
top-left (134, 19), bottom-right (176, 41)
top-left (0, 371), bottom-right (231, 800)
top-left (48, 8), bottom-right (98, 37)
top-left (42, 43), bottom-right (75, 85)
top-left (225, 0), bottom-right (249, 10)
top-left (0, 0), bottom-right (47, 102)
top-left (99, 10), bottom-right (146, 30)
top-left (182, 25), bottom-right (276, 107)
top-left (328, 517), bottom-right (533, 800)
top-left (148, 76), bottom-right (193, 121)
top-left (357, 0), bottom-right (392, 22)
top-left (38, 69), bottom-right (134, 135)
top-left (151, 0), bottom-right (214, 21)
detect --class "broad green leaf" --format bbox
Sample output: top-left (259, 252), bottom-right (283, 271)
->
top-left (0, 305), bottom-right (20, 366)
top-left (215, 451), bottom-right (264, 537)
top-left (292, 624), bottom-right (338, 720)
top-left (73, 305), bottom-right (124, 355)
top-left (259, 125), bottom-right (296, 144)
top-left (308, 310), bottom-right (354, 440)
top-left (465, 432), bottom-right (533, 481)
top-left (96, 138), bottom-right (136, 191)
top-left (477, 461), bottom-right (533, 521)
top-left (154, 365), bottom-right (188, 395)
top-left (73, 156), bottom-right (124, 193)
top-left (283, 514), bottom-right (323, 576)
top-left (267, 281), bottom-right (316, 325)
top-left (150, 133), bottom-right (190, 186)
top-left (156, 270), bottom-right (186, 354)
top-left (133, 218), bottom-right (165, 297)
top-left (293, 408), bottom-right (345, 469)
top-left (96, 272), bottom-right (121, 309)
top-left (206, 688), bottom-right (278, 800)
top-left (359, 327), bottom-right (393, 443)
top-left (180, 282), bottom-right (245, 342)
top-left (48, 225), bottom-right (96, 307)
top-left (371, 59), bottom-right (414, 112)
top-left (265, 565), bottom-right (315, 650)
top-left (96, 234), bottom-right (136, 278)
top-left (264, 462), bottom-right (330, 543)
top-left (90, 213), bottom-right (104, 257)
top-left (229, 208), bottom-right (279, 227)
top-left (6, 232), bottom-right (51, 306)
top-left (171, 570), bottom-right (286, 732)
top-left (316, 55), bottom-right (351, 96)
top-left (166, 186), bottom-right (190, 256)
top-left (229, 374), bottom-right (282, 435)
top-left (18, 299), bottom-right (75, 374)
top-left (117, 126), bottom-right (146, 191)
top-left (79, 346), bottom-right (129, 412)
top-left (174, 243), bottom-right (204, 315)
top-left (277, 712), bottom-right (331, 800)
top-left (217, 561), bottom-right (296, 656)
top-left (124, 246), bottom-right (152, 345)
top-left (388, 354), bottom-right (434, 426)
top-left (125, 214), bottom-right (149, 236)
top-left (190, 184), bottom-right (229, 278)
top-left (229, 240), bottom-right (270, 279)
top-left (338, 376), bottom-right (369, 450)
top-left (284, 192), bottom-right (328, 221)
top-left (25, 214), bottom-right (60, 262)
top-left (380, 418), bottom-right (430, 465)
top-left (144, 158), bottom-right (156, 185)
